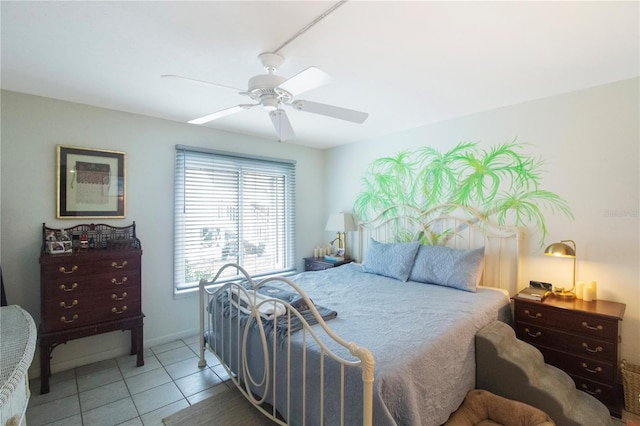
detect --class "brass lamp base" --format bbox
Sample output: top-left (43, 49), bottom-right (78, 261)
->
top-left (554, 290), bottom-right (575, 299)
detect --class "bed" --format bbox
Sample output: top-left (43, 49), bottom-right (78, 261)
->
top-left (198, 205), bottom-right (522, 425)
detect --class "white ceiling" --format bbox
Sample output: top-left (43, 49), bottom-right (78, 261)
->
top-left (1, 1), bottom-right (638, 149)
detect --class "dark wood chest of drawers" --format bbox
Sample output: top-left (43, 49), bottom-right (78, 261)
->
top-left (513, 294), bottom-right (625, 417)
top-left (38, 223), bottom-right (144, 394)
top-left (40, 249), bottom-right (141, 332)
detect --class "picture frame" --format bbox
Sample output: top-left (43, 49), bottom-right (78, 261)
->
top-left (56, 145), bottom-right (126, 219)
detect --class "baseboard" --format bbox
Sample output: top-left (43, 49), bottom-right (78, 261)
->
top-left (143, 326), bottom-right (201, 348)
top-left (28, 326), bottom-right (201, 379)
top-left (29, 345), bottom-right (131, 379)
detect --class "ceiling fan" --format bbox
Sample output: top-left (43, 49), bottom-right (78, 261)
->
top-left (162, 52), bottom-right (368, 141)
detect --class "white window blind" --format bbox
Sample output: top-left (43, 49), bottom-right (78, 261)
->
top-left (174, 145), bottom-right (296, 293)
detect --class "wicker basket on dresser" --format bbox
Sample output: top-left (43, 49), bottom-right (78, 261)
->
top-left (38, 222), bottom-right (144, 394)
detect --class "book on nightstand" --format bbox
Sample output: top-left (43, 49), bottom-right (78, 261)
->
top-left (324, 255), bottom-right (345, 262)
top-left (517, 286), bottom-right (551, 301)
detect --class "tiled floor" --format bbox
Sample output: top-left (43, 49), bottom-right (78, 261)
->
top-left (26, 334), bottom-right (233, 426)
top-left (25, 333), bottom-right (640, 426)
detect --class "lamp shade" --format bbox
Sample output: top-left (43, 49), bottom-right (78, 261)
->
top-left (325, 213), bottom-right (356, 232)
top-left (544, 239), bottom-right (577, 299)
top-left (544, 242), bottom-right (576, 258)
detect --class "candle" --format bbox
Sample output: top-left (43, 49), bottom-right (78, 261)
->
top-left (583, 283), bottom-right (595, 302)
top-left (590, 281), bottom-right (597, 300)
top-left (575, 282), bottom-right (584, 300)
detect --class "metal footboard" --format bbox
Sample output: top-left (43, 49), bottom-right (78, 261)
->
top-left (199, 263), bottom-right (374, 426)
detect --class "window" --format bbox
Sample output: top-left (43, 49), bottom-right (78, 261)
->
top-left (174, 145), bottom-right (296, 293)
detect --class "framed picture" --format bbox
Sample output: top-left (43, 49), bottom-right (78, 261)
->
top-left (57, 145), bottom-right (126, 218)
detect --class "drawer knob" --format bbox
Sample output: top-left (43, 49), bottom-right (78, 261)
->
top-left (581, 363), bottom-right (602, 374)
top-left (524, 309), bottom-right (542, 319)
top-left (112, 306), bottom-right (128, 314)
top-left (524, 328), bottom-right (541, 338)
top-left (59, 300), bottom-right (78, 309)
top-left (582, 342), bottom-right (603, 353)
top-left (581, 321), bottom-right (604, 331)
top-left (112, 261), bottom-right (128, 269)
top-left (580, 383), bottom-right (602, 396)
top-left (111, 292), bottom-right (128, 301)
top-left (59, 283), bottom-right (78, 292)
top-left (60, 314), bottom-right (78, 323)
top-left (59, 265), bottom-right (78, 274)
top-left (111, 277), bottom-right (128, 286)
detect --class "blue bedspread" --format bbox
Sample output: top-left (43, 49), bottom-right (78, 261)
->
top-left (210, 263), bottom-right (511, 426)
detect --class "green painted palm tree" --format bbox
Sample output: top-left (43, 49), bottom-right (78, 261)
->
top-left (353, 141), bottom-right (573, 246)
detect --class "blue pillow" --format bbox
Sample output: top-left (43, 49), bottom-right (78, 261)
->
top-left (362, 239), bottom-right (420, 282)
top-left (409, 245), bottom-right (485, 292)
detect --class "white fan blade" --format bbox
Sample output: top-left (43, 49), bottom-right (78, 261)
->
top-left (189, 104), bottom-right (254, 125)
top-left (292, 100), bottom-right (368, 124)
top-left (270, 109), bottom-right (295, 141)
top-left (277, 67), bottom-right (332, 97)
top-left (162, 74), bottom-right (245, 93)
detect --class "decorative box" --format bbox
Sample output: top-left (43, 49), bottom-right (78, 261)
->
top-left (46, 241), bottom-right (73, 254)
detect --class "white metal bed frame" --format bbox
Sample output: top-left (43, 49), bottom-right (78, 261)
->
top-left (198, 205), bottom-right (522, 426)
top-left (199, 264), bottom-right (375, 425)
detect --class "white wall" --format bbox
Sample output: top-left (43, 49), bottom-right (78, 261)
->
top-left (2, 78), bottom-right (638, 375)
top-left (325, 78), bottom-right (640, 364)
top-left (0, 90), bottom-right (326, 375)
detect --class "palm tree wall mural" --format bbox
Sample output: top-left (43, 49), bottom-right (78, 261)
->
top-left (353, 141), bottom-right (574, 247)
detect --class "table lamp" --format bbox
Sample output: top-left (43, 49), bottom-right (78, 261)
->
top-left (544, 239), bottom-right (576, 299)
top-left (325, 212), bottom-right (356, 257)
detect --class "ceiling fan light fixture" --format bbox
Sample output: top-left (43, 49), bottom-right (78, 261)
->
top-left (262, 96), bottom-right (279, 111)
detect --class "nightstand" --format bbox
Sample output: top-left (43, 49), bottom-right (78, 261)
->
top-left (304, 257), bottom-right (353, 271)
top-left (512, 293), bottom-right (626, 417)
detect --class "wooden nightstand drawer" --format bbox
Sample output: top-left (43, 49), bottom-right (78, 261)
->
top-left (42, 299), bottom-right (140, 332)
top-left (42, 285), bottom-right (141, 313)
top-left (42, 272), bottom-right (140, 299)
top-left (540, 346), bottom-right (614, 384)
top-left (305, 260), bottom-right (333, 271)
top-left (514, 322), bottom-right (615, 361)
top-left (41, 261), bottom-right (93, 278)
top-left (42, 254), bottom-right (140, 276)
top-left (304, 257), bottom-right (353, 272)
top-left (514, 302), bottom-right (618, 340)
top-left (570, 374), bottom-right (616, 408)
